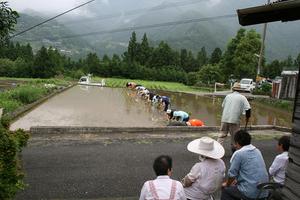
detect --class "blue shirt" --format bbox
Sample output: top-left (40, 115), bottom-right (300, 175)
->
top-left (228, 144), bottom-right (269, 199)
top-left (161, 96), bottom-right (170, 104)
top-left (173, 111), bottom-right (189, 122)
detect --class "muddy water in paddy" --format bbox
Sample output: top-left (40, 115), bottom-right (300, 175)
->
top-left (10, 86), bottom-right (292, 131)
top-left (158, 90), bottom-right (292, 127)
top-left (10, 86), bottom-right (167, 130)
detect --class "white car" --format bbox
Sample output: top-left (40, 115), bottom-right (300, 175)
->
top-left (239, 78), bottom-right (256, 92)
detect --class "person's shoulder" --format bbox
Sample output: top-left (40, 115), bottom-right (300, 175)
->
top-left (173, 180), bottom-right (184, 189)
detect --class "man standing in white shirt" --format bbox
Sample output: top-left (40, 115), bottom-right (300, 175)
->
top-left (182, 137), bottom-right (226, 200)
top-left (139, 155), bottom-right (186, 200)
top-left (217, 82), bottom-right (251, 153)
top-left (269, 135), bottom-right (290, 184)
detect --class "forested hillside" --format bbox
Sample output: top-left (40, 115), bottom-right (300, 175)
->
top-left (11, 0), bottom-right (300, 61)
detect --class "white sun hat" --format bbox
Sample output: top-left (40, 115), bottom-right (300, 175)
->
top-left (187, 137), bottom-right (225, 159)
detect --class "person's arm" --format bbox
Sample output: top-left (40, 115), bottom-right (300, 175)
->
top-left (181, 164), bottom-right (200, 187)
top-left (223, 153), bottom-right (241, 187)
top-left (269, 156), bottom-right (281, 176)
top-left (139, 182), bottom-right (147, 200)
top-left (177, 183), bottom-right (187, 200)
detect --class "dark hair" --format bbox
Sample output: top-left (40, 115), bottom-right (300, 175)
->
top-left (278, 136), bottom-right (290, 151)
top-left (153, 155), bottom-right (172, 176)
top-left (234, 130), bottom-right (251, 146)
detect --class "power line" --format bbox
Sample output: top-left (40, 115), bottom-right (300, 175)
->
top-left (9, 0), bottom-right (97, 39)
top-left (22, 14), bottom-right (237, 42)
top-left (62, 0), bottom-right (210, 25)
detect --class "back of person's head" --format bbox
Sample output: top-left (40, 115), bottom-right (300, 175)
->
top-left (278, 135), bottom-right (290, 151)
top-left (234, 130), bottom-right (251, 147)
top-left (153, 155), bottom-right (172, 176)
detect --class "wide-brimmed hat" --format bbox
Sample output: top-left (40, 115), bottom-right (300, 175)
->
top-left (232, 82), bottom-right (241, 91)
top-left (187, 137), bottom-right (225, 159)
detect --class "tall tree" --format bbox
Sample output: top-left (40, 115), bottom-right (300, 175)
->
top-left (210, 47), bottom-right (222, 64)
top-left (232, 29), bottom-right (261, 79)
top-left (0, 2), bottom-right (19, 45)
top-left (137, 33), bottom-right (151, 65)
top-left (196, 47), bottom-right (208, 68)
top-left (85, 53), bottom-right (101, 75)
top-left (126, 31), bottom-right (138, 63)
top-left (220, 28), bottom-right (246, 81)
top-left (180, 49), bottom-right (188, 70)
top-left (32, 46), bottom-right (55, 78)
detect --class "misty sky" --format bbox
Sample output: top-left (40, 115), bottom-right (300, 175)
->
top-left (8, 0), bottom-right (109, 14)
top-left (8, 0), bottom-right (222, 14)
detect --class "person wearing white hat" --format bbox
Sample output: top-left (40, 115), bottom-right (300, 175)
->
top-left (217, 82), bottom-right (251, 153)
top-left (182, 137), bottom-right (226, 200)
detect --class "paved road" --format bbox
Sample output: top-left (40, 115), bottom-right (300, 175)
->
top-left (16, 132), bottom-right (281, 200)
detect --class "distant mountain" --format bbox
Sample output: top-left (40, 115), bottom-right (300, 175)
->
top-left (12, 0), bottom-right (300, 61)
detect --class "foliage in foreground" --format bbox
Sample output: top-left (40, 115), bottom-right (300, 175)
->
top-left (0, 125), bottom-right (29, 200)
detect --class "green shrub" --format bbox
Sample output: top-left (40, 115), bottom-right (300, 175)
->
top-left (0, 127), bottom-right (29, 199)
top-left (10, 85), bottom-right (47, 104)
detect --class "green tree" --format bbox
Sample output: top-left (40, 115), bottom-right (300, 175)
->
top-left (262, 60), bottom-right (283, 79)
top-left (295, 53), bottom-right (300, 68)
top-left (137, 33), bottom-right (151, 65)
top-left (85, 53), bottom-right (101, 75)
top-left (232, 29), bottom-right (261, 79)
top-left (32, 46), bottom-right (56, 78)
top-left (210, 47), bottom-right (222, 64)
top-left (0, 2), bottom-right (19, 45)
top-left (220, 29), bottom-right (261, 80)
top-left (196, 47), bottom-right (208, 68)
top-left (220, 28), bottom-right (246, 80)
top-left (149, 41), bottom-right (176, 68)
top-left (126, 31), bottom-right (138, 63)
top-left (198, 64), bottom-right (222, 84)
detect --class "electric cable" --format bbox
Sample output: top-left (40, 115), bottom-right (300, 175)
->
top-left (9, 0), bottom-right (97, 39)
top-left (22, 14), bottom-right (237, 42)
top-left (62, 0), bottom-right (210, 25)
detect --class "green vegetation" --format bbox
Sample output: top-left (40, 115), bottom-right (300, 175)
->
top-left (95, 77), bottom-right (215, 92)
top-left (0, 78), bottom-right (71, 114)
top-left (0, 125), bottom-right (29, 199)
top-left (1, 29), bottom-right (300, 87)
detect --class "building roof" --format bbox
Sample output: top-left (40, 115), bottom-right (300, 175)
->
top-left (281, 70), bottom-right (299, 75)
top-left (237, 0), bottom-right (300, 26)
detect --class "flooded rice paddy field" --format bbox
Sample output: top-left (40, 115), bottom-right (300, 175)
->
top-left (10, 86), bottom-right (292, 131)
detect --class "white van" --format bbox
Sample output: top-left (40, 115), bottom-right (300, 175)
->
top-left (239, 78), bottom-right (256, 92)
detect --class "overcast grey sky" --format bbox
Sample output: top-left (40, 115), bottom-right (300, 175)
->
top-left (8, 0), bottom-right (222, 14)
top-left (8, 0), bottom-right (109, 14)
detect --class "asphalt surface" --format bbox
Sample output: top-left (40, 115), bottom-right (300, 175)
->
top-left (15, 132), bottom-right (283, 200)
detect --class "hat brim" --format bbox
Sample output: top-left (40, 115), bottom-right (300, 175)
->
top-left (187, 138), bottom-right (225, 159)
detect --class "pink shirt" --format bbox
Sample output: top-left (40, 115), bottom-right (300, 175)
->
top-left (184, 158), bottom-right (225, 200)
top-left (139, 176), bottom-right (186, 200)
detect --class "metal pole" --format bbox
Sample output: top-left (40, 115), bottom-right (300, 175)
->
top-left (257, 0), bottom-right (271, 80)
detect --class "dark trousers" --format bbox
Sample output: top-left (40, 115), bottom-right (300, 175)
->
top-left (221, 186), bottom-right (254, 200)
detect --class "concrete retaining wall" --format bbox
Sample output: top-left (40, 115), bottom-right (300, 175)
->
top-left (30, 125), bottom-right (292, 135)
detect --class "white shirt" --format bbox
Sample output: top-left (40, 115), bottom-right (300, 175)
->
top-left (221, 92), bottom-right (251, 124)
top-left (184, 159), bottom-right (226, 200)
top-left (269, 151), bottom-right (289, 184)
top-left (139, 176), bottom-right (186, 200)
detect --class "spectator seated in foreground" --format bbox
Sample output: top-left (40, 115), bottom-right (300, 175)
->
top-left (182, 137), bottom-right (225, 200)
top-left (139, 155), bottom-right (186, 200)
top-left (221, 130), bottom-right (269, 200)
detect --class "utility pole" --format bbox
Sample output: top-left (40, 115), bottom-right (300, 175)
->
top-left (257, 0), bottom-right (271, 81)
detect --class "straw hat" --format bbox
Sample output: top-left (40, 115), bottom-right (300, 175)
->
top-left (187, 137), bottom-right (225, 159)
top-left (232, 82), bottom-right (241, 91)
